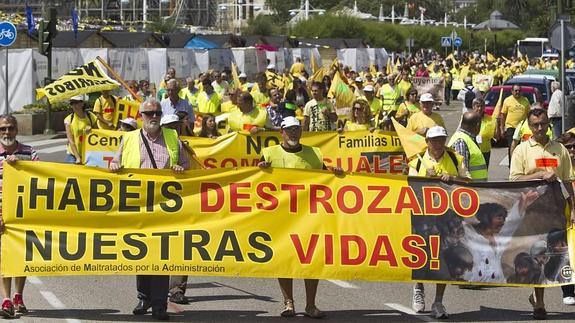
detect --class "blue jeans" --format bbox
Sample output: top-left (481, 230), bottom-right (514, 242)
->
top-left (65, 154), bottom-right (77, 163)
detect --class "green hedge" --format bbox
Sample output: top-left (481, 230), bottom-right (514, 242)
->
top-left (289, 15), bottom-right (525, 54)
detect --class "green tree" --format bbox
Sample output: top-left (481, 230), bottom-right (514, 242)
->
top-left (243, 15), bottom-right (283, 36)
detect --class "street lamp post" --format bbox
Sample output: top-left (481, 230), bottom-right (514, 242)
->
top-left (288, 0), bottom-right (325, 22)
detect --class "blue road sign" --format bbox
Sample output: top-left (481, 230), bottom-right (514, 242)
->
top-left (0, 21), bottom-right (16, 47)
top-left (441, 37), bottom-right (452, 47)
top-left (454, 36), bottom-right (463, 48)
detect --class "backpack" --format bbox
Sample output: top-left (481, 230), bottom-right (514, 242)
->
top-left (464, 86), bottom-right (475, 110)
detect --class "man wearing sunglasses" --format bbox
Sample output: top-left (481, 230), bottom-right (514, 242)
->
top-left (0, 115), bottom-right (38, 318)
top-left (109, 98), bottom-right (190, 321)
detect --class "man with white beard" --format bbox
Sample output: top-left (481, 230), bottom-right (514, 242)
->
top-left (0, 115), bottom-right (38, 318)
top-left (109, 98), bottom-right (190, 321)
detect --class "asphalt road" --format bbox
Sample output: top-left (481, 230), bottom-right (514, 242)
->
top-left (10, 103), bottom-right (575, 322)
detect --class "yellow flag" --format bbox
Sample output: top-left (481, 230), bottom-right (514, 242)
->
top-left (391, 118), bottom-right (426, 160)
top-left (427, 62), bottom-right (435, 72)
top-left (265, 70), bottom-right (285, 89)
top-left (231, 62), bottom-right (242, 91)
top-left (311, 54), bottom-right (318, 74)
top-left (370, 63), bottom-right (377, 75)
top-left (487, 52), bottom-right (495, 62)
top-left (393, 57), bottom-right (401, 73)
top-left (386, 60), bottom-right (392, 75)
top-left (328, 71), bottom-right (354, 108)
top-left (311, 67), bottom-right (326, 83)
top-left (492, 88), bottom-right (504, 118)
top-left (36, 59), bottom-right (120, 103)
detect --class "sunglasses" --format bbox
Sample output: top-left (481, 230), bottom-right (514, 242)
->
top-left (0, 126), bottom-right (15, 132)
top-left (141, 110), bottom-right (163, 117)
top-left (565, 144), bottom-right (575, 149)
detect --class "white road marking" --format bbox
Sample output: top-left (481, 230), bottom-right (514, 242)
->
top-left (27, 138), bottom-right (67, 148)
top-left (37, 145), bottom-right (67, 154)
top-left (327, 280), bottom-right (358, 289)
top-left (34, 280), bottom-right (81, 323)
top-left (499, 155), bottom-right (509, 166)
top-left (26, 276), bottom-right (43, 285)
top-left (384, 303), bottom-right (432, 322)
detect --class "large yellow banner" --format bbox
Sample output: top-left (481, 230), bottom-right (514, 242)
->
top-left (82, 129), bottom-right (406, 174)
top-left (3, 162), bottom-right (574, 287)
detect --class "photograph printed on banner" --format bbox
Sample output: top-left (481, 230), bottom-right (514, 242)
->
top-left (409, 179), bottom-right (571, 286)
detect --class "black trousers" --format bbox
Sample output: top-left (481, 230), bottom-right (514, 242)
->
top-left (136, 275), bottom-right (169, 310)
top-left (563, 284), bottom-right (575, 297)
top-left (505, 127), bottom-right (515, 166)
top-left (482, 152), bottom-right (491, 169)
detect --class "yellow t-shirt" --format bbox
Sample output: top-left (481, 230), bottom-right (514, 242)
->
top-left (397, 102), bottom-right (420, 119)
top-left (510, 138), bottom-right (574, 181)
top-left (228, 108), bottom-right (268, 132)
top-left (406, 111), bottom-right (445, 134)
top-left (478, 115), bottom-right (496, 152)
top-left (64, 112), bottom-right (98, 156)
top-left (93, 95), bottom-right (117, 130)
top-left (501, 95), bottom-right (530, 129)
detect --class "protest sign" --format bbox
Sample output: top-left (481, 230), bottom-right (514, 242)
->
top-left (2, 162), bottom-right (572, 287)
top-left (82, 129), bottom-right (406, 174)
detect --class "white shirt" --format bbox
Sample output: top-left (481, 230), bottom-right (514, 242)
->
top-left (457, 86), bottom-right (483, 112)
top-left (547, 89), bottom-right (563, 118)
top-left (462, 202), bottom-right (521, 283)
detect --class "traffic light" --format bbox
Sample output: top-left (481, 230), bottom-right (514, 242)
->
top-left (38, 9), bottom-right (57, 57)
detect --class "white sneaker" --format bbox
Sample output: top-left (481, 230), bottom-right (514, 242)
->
top-left (431, 302), bottom-right (449, 319)
top-left (412, 288), bottom-right (425, 313)
top-left (563, 296), bottom-right (575, 305)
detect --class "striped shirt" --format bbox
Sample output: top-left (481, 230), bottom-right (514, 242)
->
top-left (0, 141), bottom-right (39, 195)
top-left (113, 129), bottom-right (190, 169)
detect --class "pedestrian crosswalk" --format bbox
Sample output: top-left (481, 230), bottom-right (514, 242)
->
top-left (24, 137), bottom-right (67, 155)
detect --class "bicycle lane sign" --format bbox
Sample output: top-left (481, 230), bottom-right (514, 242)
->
top-left (0, 22), bottom-right (17, 47)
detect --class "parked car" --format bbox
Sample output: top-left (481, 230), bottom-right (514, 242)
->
top-left (503, 75), bottom-right (552, 108)
top-left (483, 85), bottom-right (538, 116)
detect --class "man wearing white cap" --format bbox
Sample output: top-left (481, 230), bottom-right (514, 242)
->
top-left (266, 63), bottom-right (276, 73)
top-left (408, 125), bottom-right (469, 319)
top-left (406, 93), bottom-right (445, 136)
top-left (363, 85), bottom-right (382, 118)
top-left (354, 77), bottom-right (365, 98)
top-left (259, 116), bottom-right (342, 319)
top-left (238, 72), bottom-right (249, 91)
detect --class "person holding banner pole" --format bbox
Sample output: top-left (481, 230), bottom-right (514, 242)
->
top-left (259, 116), bottom-right (343, 318)
top-left (0, 115), bottom-right (38, 318)
top-left (109, 98), bottom-right (190, 321)
top-left (408, 126), bottom-right (470, 319)
top-left (509, 108), bottom-right (575, 320)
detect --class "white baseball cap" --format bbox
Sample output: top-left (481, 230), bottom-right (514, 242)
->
top-left (419, 93), bottom-right (435, 103)
top-left (280, 116), bottom-right (300, 129)
top-left (120, 117), bottom-right (137, 129)
top-left (69, 95), bottom-right (85, 102)
top-left (426, 126), bottom-right (448, 138)
top-left (363, 85), bottom-right (374, 92)
top-left (355, 76), bottom-right (363, 83)
top-left (267, 63), bottom-right (276, 70)
top-left (239, 72), bottom-right (247, 78)
top-left (160, 114), bottom-right (180, 126)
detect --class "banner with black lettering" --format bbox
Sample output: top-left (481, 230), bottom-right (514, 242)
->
top-left (82, 129), bottom-right (406, 174)
top-left (411, 77), bottom-right (445, 103)
top-left (36, 59), bottom-right (120, 103)
top-left (2, 162), bottom-right (573, 287)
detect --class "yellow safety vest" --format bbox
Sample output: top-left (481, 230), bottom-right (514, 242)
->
top-left (262, 145), bottom-right (323, 169)
top-left (196, 92), bottom-right (221, 114)
top-left (121, 128), bottom-right (179, 168)
top-left (448, 131), bottom-right (487, 181)
top-left (380, 84), bottom-right (402, 112)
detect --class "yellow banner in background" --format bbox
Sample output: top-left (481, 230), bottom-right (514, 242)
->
top-left (83, 130), bottom-right (407, 174)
